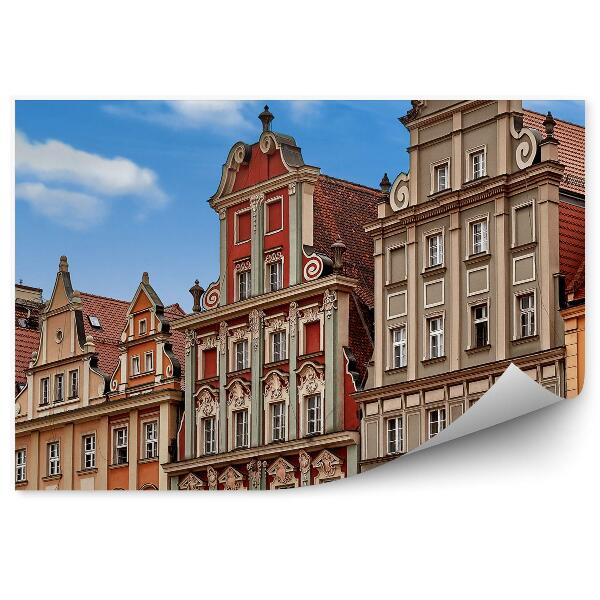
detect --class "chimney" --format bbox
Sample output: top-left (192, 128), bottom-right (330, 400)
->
top-left (142, 272), bottom-right (150, 285)
top-left (59, 256), bottom-right (69, 273)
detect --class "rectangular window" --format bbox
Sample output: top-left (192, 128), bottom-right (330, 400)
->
top-left (471, 150), bottom-right (485, 179)
top-left (235, 339), bottom-right (249, 371)
top-left (392, 327), bottom-right (407, 369)
top-left (139, 319), bottom-right (147, 335)
top-left (144, 421), bottom-right (158, 459)
top-left (144, 351), bottom-right (154, 372)
top-left (266, 198), bottom-right (283, 233)
top-left (235, 410), bottom-right (249, 448)
top-left (428, 408), bottom-right (446, 438)
top-left (237, 270), bottom-right (251, 301)
top-left (435, 163), bottom-right (449, 192)
top-left (471, 220), bottom-right (488, 255)
top-left (472, 304), bottom-right (489, 348)
top-left (114, 427), bottom-right (128, 465)
top-left (54, 373), bottom-right (64, 403)
top-left (271, 330), bottom-right (286, 362)
top-left (69, 370), bottom-right (79, 399)
top-left (307, 394), bottom-right (322, 435)
top-left (304, 320), bottom-right (321, 354)
top-left (83, 434), bottom-right (96, 469)
top-left (40, 377), bottom-right (49, 405)
top-left (202, 348), bottom-right (217, 379)
top-left (387, 417), bottom-right (403, 455)
top-left (203, 417), bottom-right (216, 454)
top-left (428, 317), bottom-right (444, 359)
top-left (269, 260), bottom-right (283, 292)
top-left (427, 233), bottom-right (443, 267)
top-left (131, 356), bottom-right (140, 376)
top-left (271, 402), bottom-right (286, 442)
top-left (236, 210), bottom-right (251, 243)
top-left (48, 441), bottom-right (60, 476)
top-left (15, 449), bottom-right (26, 483)
top-left (519, 293), bottom-right (535, 338)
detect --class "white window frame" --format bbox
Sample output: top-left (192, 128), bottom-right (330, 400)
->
top-left (512, 253), bottom-right (536, 285)
top-left (430, 158), bottom-right (451, 194)
top-left (55, 373), bottom-right (64, 403)
top-left (234, 339), bottom-right (249, 371)
top-left (423, 228), bottom-right (445, 270)
top-left (131, 355), bottom-right (140, 376)
top-left (306, 393), bottom-right (323, 436)
top-left (113, 426), bottom-right (128, 465)
top-left (387, 290), bottom-right (407, 319)
top-left (144, 351), bottom-right (154, 373)
top-left (82, 433), bottom-right (96, 470)
top-left (385, 242), bottom-right (408, 285)
top-left (68, 369), bottom-right (79, 399)
top-left (15, 448), bottom-right (26, 483)
top-left (237, 269), bottom-right (251, 301)
top-left (271, 401), bottom-right (286, 442)
top-left (234, 409), bottom-right (249, 449)
top-left (511, 199), bottom-right (536, 248)
top-left (268, 259), bottom-right (283, 292)
top-left (271, 330), bottom-right (287, 363)
top-left (264, 195), bottom-right (284, 235)
top-left (386, 416), bottom-right (403, 455)
top-left (423, 278), bottom-right (445, 309)
top-left (203, 416), bottom-right (217, 455)
top-left (466, 265), bottom-right (490, 297)
top-left (470, 218), bottom-right (489, 256)
top-left (515, 290), bottom-right (536, 339)
top-left (234, 208), bottom-right (252, 245)
top-left (471, 302), bottom-right (489, 349)
top-left (391, 325), bottom-right (407, 369)
top-left (426, 314), bottom-right (445, 360)
top-left (48, 441), bottom-right (60, 476)
top-left (465, 145), bottom-right (487, 182)
top-left (40, 377), bottom-right (49, 406)
top-left (144, 421), bottom-right (158, 459)
top-left (139, 318), bottom-right (147, 336)
top-left (428, 408), bottom-right (446, 439)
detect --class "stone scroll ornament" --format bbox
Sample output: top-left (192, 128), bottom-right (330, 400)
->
top-left (509, 115), bottom-right (539, 169)
top-left (202, 280), bottom-right (221, 310)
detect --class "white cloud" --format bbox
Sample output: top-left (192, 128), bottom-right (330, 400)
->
top-left (288, 100), bottom-right (322, 123)
top-left (102, 100), bottom-right (253, 132)
top-left (16, 182), bottom-right (107, 230)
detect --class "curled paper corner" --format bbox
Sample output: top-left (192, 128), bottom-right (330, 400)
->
top-left (408, 363), bottom-right (563, 455)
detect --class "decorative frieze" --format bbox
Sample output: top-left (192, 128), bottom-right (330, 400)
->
top-left (178, 472), bottom-right (204, 490)
top-left (288, 302), bottom-right (298, 338)
top-left (184, 329), bottom-right (197, 356)
top-left (207, 466), bottom-right (218, 490)
top-left (234, 259), bottom-right (252, 273)
top-left (264, 371), bottom-right (289, 404)
top-left (249, 193), bottom-right (265, 232)
top-left (219, 466), bottom-right (244, 491)
top-left (199, 336), bottom-right (218, 351)
top-left (265, 250), bottom-right (283, 264)
top-left (268, 457), bottom-right (298, 489)
top-left (313, 449), bottom-right (344, 483)
top-left (247, 459), bottom-right (266, 490)
top-left (249, 308), bottom-right (264, 351)
top-left (321, 289), bottom-right (337, 319)
top-left (288, 182), bottom-right (296, 195)
top-left (226, 380), bottom-right (251, 408)
top-left (219, 321), bottom-right (228, 356)
top-left (299, 450), bottom-right (311, 487)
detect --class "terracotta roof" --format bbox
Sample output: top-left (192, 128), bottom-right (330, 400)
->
top-left (559, 202), bottom-right (585, 301)
top-left (15, 326), bottom-right (40, 387)
top-left (523, 110), bottom-right (585, 195)
top-left (313, 174), bottom-right (382, 308)
top-left (165, 304), bottom-right (187, 383)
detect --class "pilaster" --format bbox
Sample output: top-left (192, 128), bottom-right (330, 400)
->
top-left (250, 194), bottom-right (265, 297)
top-left (63, 423), bottom-right (74, 490)
top-left (218, 322), bottom-right (228, 452)
top-left (288, 302), bottom-right (298, 440)
top-left (30, 430), bottom-right (39, 490)
top-left (184, 330), bottom-right (197, 459)
top-left (406, 225), bottom-right (417, 380)
top-left (323, 290), bottom-right (338, 433)
top-left (250, 309), bottom-right (264, 446)
top-left (158, 402), bottom-right (169, 490)
top-left (373, 236), bottom-right (385, 386)
top-left (494, 197), bottom-right (508, 359)
top-left (128, 409), bottom-right (138, 490)
top-left (449, 211), bottom-right (461, 371)
top-left (219, 209), bottom-right (228, 307)
top-left (347, 443), bottom-right (358, 478)
top-left (288, 182), bottom-right (302, 286)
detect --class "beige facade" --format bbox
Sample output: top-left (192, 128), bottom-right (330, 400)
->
top-left (356, 100), bottom-right (580, 470)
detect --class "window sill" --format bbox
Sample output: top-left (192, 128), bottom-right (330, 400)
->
top-left (421, 356), bottom-right (447, 366)
top-left (299, 350), bottom-right (324, 360)
top-left (138, 456), bottom-right (159, 464)
top-left (130, 371), bottom-right (155, 380)
top-left (39, 398), bottom-right (79, 411)
top-left (421, 265), bottom-right (446, 278)
top-left (229, 367), bottom-right (251, 376)
top-left (511, 335), bottom-right (539, 346)
top-left (42, 474), bottom-right (62, 482)
top-left (265, 358), bottom-right (288, 368)
top-left (385, 366), bottom-right (407, 374)
top-left (304, 431), bottom-right (324, 438)
top-left (463, 252), bottom-right (491, 268)
top-left (77, 468), bottom-right (98, 476)
top-left (385, 279), bottom-right (408, 290)
top-left (465, 344), bottom-right (491, 355)
top-left (427, 188), bottom-right (453, 200)
top-left (462, 175), bottom-right (489, 188)
top-left (109, 462), bottom-right (129, 470)
top-left (15, 480), bottom-right (28, 487)
top-left (510, 241), bottom-right (537, 253)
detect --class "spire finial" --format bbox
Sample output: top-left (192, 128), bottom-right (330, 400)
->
top-left (189, 279), bottom-right (205, 313)
top-left (380, 173), bottom-right (391, 195)
top-left (259, 104), bottom-right (274, 132)
top-left (142, 272), bottom-right (149, 285)
top-left (59, 256), bottom-right (69, 273)
top-left (331, 237), bottom-right (347, 275)
top-left (543, 111), bottom-right (557, 140)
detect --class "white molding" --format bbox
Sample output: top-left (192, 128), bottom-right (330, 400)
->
top-left (511, 198), bottom-right (536, 248)
top-left (466, 265), bottom-right (490, 296)
top-left (429, 156), bottom-right (451, 195)
top-left (512, 252), bottom-right (536, 285)
top-left (387, 290), bottom-right (408, 319)
top-left (423, 278), bottom-right (445, 308)
top-left (385, 242), bottom-right (408, 285)
top-left (233, 207), bottom-right (252, 245)
top-left (423, 310), bottom-right (445, 361)
top-left (464, 213), bottom-right (490, 259)
top-left (422, 226), bottom-right (446, 270)
top-left (263, 194), bottom-right (284, 236)
top-left (513, 288), bottom-right (537, 340)
top-left (466, 297), bottom-right (490, 350)
top-left (464, 143), bottom-right (487, 182)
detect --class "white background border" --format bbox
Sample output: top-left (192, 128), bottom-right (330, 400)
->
top-left (1, 1), bottom-right (596, 599)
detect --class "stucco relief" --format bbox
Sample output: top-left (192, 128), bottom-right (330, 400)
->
top-left (178, 472), bottom-right (204, 490)
top-left (184, 329), bottom-right (197, 356)
top-left (321, 289), bottom-right (337, 319)
top-left (264, 371), bottom-right (289, 404)
top-left (390, 172), bottom-right (410, 212)
top-left (299, 451), bottom-right (311, 486)
top-left (288, 302), bottom-right (298, 338)
top-left (510, 115), bottom-right (539, 169)
top-left (196, 388), bottom-right (219, 418)
top-left (268, 457), bottom-right (298, 489)
top-left (313, 449), bottom-right (344, 483)
top-left (207, 466), bottom-right (218, 490)
top-left (226, 379), bottom-right (250, 408)
top-left (219, 466), bottom-right (245, 491)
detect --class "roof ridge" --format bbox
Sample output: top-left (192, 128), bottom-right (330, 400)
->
top-left (523, 108), bottom-right (585, 130)
top-left (319, 173), bottom-right (381, 194)
top-left (79, 291), bottom-right (129, 305)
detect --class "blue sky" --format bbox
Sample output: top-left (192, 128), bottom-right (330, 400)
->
top-left (15, 100), bottom-right (584, 311)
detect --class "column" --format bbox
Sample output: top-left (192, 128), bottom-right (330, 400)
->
top-left (158, 402), bottom-right (170, 490)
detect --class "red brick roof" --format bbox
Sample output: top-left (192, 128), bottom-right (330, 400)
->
top-left (559, 202), bottom-right (585, 300)
top-left (165, 303), bottom-right (187, 382)
top-left (523, 110), bottom-right (585, 195)
top-left (15, 326), bottom-right (40, 387)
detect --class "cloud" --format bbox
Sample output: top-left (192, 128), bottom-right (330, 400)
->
top-left (287, 100), bottom-right (322, 123)
top-left (16, 182), bottom-right (107, 231)
top-left (15, 131), bottom-right (170, 229)
top-left (102, 100), bottom-right (253, 132)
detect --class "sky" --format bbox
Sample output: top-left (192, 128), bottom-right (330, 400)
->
top-left (15, 99), bottom-right (584, 311)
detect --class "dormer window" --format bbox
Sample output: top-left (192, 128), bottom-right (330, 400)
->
top-left (88, 315), bottom-right (101, 328)
top-left (139, 319), bottom-right (147, 335)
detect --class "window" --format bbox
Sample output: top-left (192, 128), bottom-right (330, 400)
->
top-left (434, 163), bottom-right (449, 192)
top-left (88, 315), bottom-right (101, 328)
top-left (83, 434), bottom-right (96, 469)
top-left (271, 402), bottom-right (286, 442)
top-left (69, 370), bottom-right (78, 399)
top-left (472, 304), bottom-right (489, 348)
top-left (519, 293), bottom-right (535, 338)
top-left (203, 417), bottom-right (216, 454)
top-left (55, 373), bottom-right (64, 403)
top-left (144, 421), bottom-right (158, 459)
top-left (428, 408), bottom-right (446, 438)
top-left (271, 330), bottom-right (286, 362)
top-left (237, 270), bottom-right (251, 301)
top-left (114, 427), bottom-right (128, 465)
top-left (235, 339), bottom-right (249, 371)
top-left (234, 410), bottom-right (249, 448)
top-left (471, 149), bottom-right (486, 179)
top-left (392, 327), bottom-right (407, 369)
top-left (40, 377), bottom-right (49, 406)
top-left (427, 233), bottom-right (443, 267)
top-left (48, 441), bottom-right (60, 476)
top-left (428, 317), bottom-right (444, 359)
top-left (15, 449), bottom-right (26, 483)
top-left (139, 319), bottom-right (147, 335)
top-left (306, 394), bottom-right (322, 435)
top-left (471, 219), bottom-right (488, 255)
top-left (131, 356), bottom-right (140, 376)
top-left (144, 351), bottom-right (154, 372)
top-left (269, 260), bottom-right (283, 292)
top-left (387, 417), bottom-right (403, 455)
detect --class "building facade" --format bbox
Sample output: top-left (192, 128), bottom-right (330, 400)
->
top-left (14, 258), bottom-right (184, 490)
top-left (354, 100), bottom-right (585, 470)
top-left (163, 106), bottom-right (380, 490)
